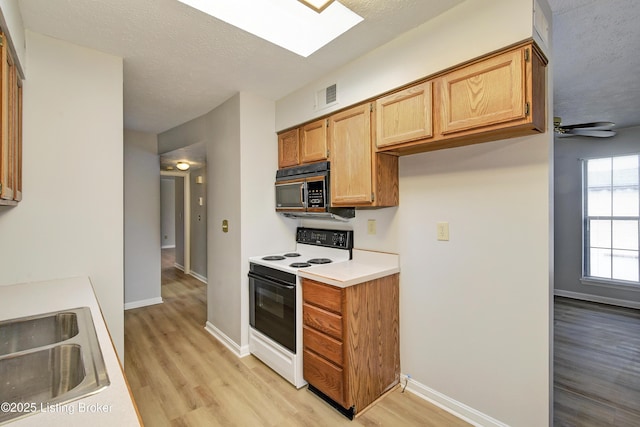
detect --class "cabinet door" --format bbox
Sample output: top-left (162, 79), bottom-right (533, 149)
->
top-left (439, 48), bottom-right (525, 134)
top-left (329, 104), bottom-right (372, 206)
top-left (300, 118), bottom-right (328, 163)
top-left (0, 36), bottom-right (14, 202)
top-left (376, 81), bottom-right (432, 148)
top-left (277, 128), bottom-right (299, 168)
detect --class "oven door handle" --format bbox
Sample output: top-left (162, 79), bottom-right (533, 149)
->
top-left (248, 271), bottom-right (295, 290)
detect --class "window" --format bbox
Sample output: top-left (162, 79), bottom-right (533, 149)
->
top-left (583, 154), bottom-right (640, 283)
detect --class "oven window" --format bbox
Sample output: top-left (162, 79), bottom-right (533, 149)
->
top-left (257, 287), bottom-right (284, 318)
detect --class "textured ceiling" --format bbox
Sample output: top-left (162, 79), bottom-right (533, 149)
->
top-left (17, 0), bottom-right (463, 134)
top-left (16, 0), bottom-right (640, 166)
top-left (550, 0), bottom-right (640, 130)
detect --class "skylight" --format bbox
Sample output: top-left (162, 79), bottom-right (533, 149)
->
top-left (176, 0), bottom-right (363, 57)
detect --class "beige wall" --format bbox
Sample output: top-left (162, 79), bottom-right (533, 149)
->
top-left (277, 0), bottom-right (552, 425)
top-left (0, 31), bottom-right (125, 359)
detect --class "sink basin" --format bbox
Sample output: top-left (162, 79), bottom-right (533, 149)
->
top-left (0, 312), bottom-right (79, 355)
top-left (0, 344), bottom-right (85, 403)
top-left (0, 307), bottom-right (110, 424)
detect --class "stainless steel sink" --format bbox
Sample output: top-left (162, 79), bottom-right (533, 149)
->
top-left (0, 308), bottom-right (110, 424)
top-left (0, 311), bottom-right (79, 355)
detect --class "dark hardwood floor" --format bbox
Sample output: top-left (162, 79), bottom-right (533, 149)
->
top-left (124, 249), bottom-right (469, 426)
top-left (554, 296), bottom-right (640, 426)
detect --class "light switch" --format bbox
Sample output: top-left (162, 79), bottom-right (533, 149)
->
top-left (367, 219), bottom-right (377, 235)
top-left (437, 222), bottom-right (449, 241)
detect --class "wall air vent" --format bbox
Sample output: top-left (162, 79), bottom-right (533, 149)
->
top-left (315, 83), bottom-right (338, 111)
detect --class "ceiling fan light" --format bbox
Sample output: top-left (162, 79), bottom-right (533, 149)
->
top-left (176, 161), bottom-right (190, 171)
top-left (298, 0), bottom-right (335, 13)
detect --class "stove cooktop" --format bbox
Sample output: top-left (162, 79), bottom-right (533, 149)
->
top-left (249, 228), bottom-right (353, 274)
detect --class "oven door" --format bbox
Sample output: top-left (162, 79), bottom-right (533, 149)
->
top-left (275, 179), bottom-right (306, 211)
top-left (248, 267), bottom-right (296, 352)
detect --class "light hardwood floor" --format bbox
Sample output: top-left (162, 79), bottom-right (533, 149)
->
top-left (124, 249), bottom-right (469, 426)
top-left (554, 296), bottom-right (640, 426)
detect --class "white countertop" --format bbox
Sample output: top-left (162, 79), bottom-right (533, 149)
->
top-left (297, 249), bottom-right (399, 288)
top-left (0, 277), bottom-right (141, 426)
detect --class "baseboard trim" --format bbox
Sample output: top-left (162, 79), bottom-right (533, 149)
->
top-left (204, 321), bottom-right (250, 358)
top-left (174, 263), bottom-right (184, 271)
top-left (554, 289), bottom-right (640, 309)
top-left (401, 374), bottom-right (507, 427)
top-left (124, 297), bottom-right (163, 310)
top-left (161, 244), bottom-right (176, 249)
top-left (189, 271), bottom-right (208, 284)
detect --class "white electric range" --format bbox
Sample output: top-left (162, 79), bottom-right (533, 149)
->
top-left (248, 227), bottom-right (353, 388)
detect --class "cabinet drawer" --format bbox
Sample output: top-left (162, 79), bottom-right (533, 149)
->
top-left (303, 349), bottom-right (344, 406)
top-left (303, 279), bottom-right (342, 313)
top-left (303, 303), bottom-right (342, 340)
top-left (303, 325), bottom-right (343, 366)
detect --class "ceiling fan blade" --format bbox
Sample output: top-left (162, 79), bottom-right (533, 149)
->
top-left (559, 121), bottom-right (615, 131)
top-left (565, 129), bottom-right (617, 138)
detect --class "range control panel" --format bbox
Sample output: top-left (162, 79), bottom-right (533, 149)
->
top-left (296, 227), bottom-right (353, 250)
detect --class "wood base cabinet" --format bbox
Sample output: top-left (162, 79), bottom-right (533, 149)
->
top-left (302, 275), bottom-right (400, 416)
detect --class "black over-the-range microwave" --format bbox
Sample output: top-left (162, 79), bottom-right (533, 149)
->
top-left (275, 161), bottom-right (354, 221)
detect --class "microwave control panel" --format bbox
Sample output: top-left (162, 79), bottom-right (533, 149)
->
top-left (306, 180), bottom-right (326, 208)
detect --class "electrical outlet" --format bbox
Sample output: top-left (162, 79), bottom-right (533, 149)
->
top-left (437, 222), bottom-right (449, 241)
top-left (367, 219), bottom-right (377, 235)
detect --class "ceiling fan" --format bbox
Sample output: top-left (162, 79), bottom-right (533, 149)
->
top-left (553, 117), bottom-right (616, 138)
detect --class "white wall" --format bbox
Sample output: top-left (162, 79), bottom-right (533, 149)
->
top-left (124, 129), bottom-right (162, 309)
top-left (398, 138), bottom-right (550, 426)
top-left (0, 31), bottom-right (125, 359)
top-left (0, 0), bottom-right (26, 72)
top-left (159, 92), bottom-right (295, 351)
top-left (238, 91), bottom-right (297, 348)
top-left (276, 0), bottom-right (552, 425)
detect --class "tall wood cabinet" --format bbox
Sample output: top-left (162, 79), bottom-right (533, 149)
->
top-left (0, 32), bottom-right (22, 206)
top-left (302, 275), bottom-right (400, 417)
top-left (329, 103), bottom-right (398, 207)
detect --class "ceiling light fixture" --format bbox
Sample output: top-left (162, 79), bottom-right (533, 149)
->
top-left (298, 0), bottom-right (335, 13)
top-left (176, 162), bottom-right (190, 171)
top-left (176, 0), bottom-right (363, 57)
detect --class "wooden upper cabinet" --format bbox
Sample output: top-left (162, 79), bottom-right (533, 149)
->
top-left (376, 41), bottom-right (546, 155)
top-left (375, 81), bottom-right (433, 148)
top-left (300, 118), bottom-right (328, 164)
top-left (329, 104), bottom-right (373, 206)
top-left (0, 33), bottom-right (22, 205)
top-left (277, 128), bottom-right (300, 168)
top-left (438, 43), bottom-right (545, 136)
top-left (329, 103), bottom-right (399, 207)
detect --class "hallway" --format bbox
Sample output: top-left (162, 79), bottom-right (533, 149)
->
top-left (123, 250), bottom-right (468, 426)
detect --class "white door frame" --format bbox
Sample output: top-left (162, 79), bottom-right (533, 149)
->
top-left (161, 170), bottom-right (191, 274)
